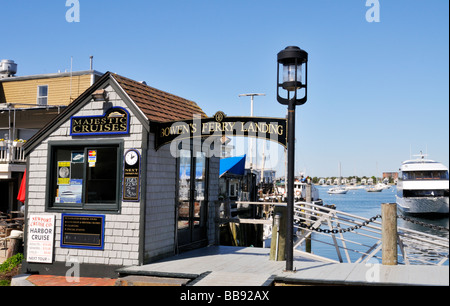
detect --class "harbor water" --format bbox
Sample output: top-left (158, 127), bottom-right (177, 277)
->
top-left (297, 185), bottom-right (449, 265)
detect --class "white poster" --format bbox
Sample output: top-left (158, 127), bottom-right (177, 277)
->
top-left (26, 215), bottom-right (55, 263)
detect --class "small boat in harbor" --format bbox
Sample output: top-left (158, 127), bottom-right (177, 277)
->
top-left (365, 185), bottom-right (383, 192)
top-left (327, 186), bottom-right (348, 194)
top-left (366, 182), bottom-right (390, 192)
top-left (327, 162), bottom-right (347, 194)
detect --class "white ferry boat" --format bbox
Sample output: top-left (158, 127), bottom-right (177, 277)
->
top-left (396, 153), bottom-right (449, 215)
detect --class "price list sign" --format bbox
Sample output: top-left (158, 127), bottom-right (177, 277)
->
top-left (27, 215), bottom-right (55, 263)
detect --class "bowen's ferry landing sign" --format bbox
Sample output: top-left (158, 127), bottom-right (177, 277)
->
top-left (154, 111), bottom-right (287, 150)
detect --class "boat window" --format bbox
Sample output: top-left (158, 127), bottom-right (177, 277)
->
top-left (403, 171), bottom-right (449, 180)
top-left (403, 190), bottom-right (445, 197)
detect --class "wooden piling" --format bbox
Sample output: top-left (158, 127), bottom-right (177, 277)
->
top-left (270, 206), bottom-right (286, 261)
top-left (381, 203), bottom-right (397, 265)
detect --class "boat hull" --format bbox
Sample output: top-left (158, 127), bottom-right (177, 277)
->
top-left (396, 195), bottom-right (449, 215)
top-left (327, 189), bottom-right (347, 194)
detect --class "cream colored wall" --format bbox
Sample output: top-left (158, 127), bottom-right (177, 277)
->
top-left (0, 74), bottom-right (92, 106)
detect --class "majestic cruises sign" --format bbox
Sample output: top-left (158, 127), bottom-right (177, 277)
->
top-left (154, 111), bottom-right (287, 150)
top-left (70, 107), bottom-right (130, 136)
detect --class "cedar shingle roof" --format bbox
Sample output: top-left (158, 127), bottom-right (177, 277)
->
top-left (112, 73), bottom-right (207, 122)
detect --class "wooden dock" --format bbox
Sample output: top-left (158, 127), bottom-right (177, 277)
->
top-left (117, 246), bottom-right (449, 286)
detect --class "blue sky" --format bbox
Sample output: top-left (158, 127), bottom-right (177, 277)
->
top-left (2, 0), bottom-right (449, 177)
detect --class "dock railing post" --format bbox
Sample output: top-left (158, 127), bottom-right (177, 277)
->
top-left (381, 203), bottom-right (398, 265)
top-left (305, 182), bottom-right (312, 253)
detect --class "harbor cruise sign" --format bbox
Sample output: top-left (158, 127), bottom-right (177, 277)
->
top-left (154, 111), bottom-right (287, 150)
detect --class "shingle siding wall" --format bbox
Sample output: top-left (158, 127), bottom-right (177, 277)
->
top-left (144, 134), bottom-right (177, 262)
top-left (143, 139), bottom-right (220, 262)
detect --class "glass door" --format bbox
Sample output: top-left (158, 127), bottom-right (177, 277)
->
top-left (177, 150), bottom-right (191, 236)
top-left (177, 150), bottom-right (208, 250)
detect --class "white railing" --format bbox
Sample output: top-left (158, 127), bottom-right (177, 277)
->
top-left (224, 200), bottom-right (449, 266)
top-left (0, 141), bottom-right (26, 163)
top-left (292, 201), bottom-right (449, 266)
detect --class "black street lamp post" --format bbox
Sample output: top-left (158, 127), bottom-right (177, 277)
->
top-left (276, 46), bottom-right (308, 272)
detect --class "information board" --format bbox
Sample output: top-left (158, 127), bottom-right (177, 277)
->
top-left (61, 214), bottom-right (105, 250)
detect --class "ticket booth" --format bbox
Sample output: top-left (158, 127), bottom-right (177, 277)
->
top-left (21, 72), bottom-right (220, 277)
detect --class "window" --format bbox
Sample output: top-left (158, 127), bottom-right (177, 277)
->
top-left (402, 171), bottom-right (449, 180)
top-left (37, 85), bottom-right (48, 105)
top-left (47, 141), bottom-right (122, 212)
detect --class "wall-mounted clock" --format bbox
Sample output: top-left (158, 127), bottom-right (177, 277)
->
top-left (125, 150), bottom-right (138, 166)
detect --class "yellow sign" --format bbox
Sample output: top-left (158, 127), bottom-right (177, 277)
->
top-left (58, 161), bottom-right (71, 185)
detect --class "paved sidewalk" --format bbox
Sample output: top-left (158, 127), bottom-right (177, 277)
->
top-left (119, 246), bottom-right (450, 286)
top-left (12, 274), bottom-right (117, 286)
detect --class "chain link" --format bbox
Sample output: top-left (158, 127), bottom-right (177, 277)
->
top-left (295, 214), bottom-right (382, 234)
top-left (397, 215), bottom-right (449, 232)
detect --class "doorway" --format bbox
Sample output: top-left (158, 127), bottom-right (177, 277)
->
top-left (0, 177), bottom-right (19, 214)
top-left (176, 149), bottom-right (208, 251)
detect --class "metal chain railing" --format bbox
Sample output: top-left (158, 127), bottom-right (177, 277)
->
top-left (289, 201), bottom-right (449, 265)
top-left (296, 213), bottom-right (450, 233)
top-left (397, 215), bottom-right (449, 232)
top-left (294, 214), bottom-right (382, 234)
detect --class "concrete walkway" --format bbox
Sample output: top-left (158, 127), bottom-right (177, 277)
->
top-left (275, 261), bottom-right (449, 286)
top-left (12, 246), bottom-right (449, 286)
top-left (118, 246), bottom-right (449, 286)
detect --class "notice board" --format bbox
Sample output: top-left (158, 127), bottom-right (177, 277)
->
top-left (61, 214), bottom-right (105, 250)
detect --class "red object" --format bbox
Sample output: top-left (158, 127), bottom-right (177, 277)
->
top-left (17, 170), bottom-right (26, 203)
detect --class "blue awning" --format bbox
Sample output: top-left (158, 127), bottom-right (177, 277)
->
top-left (220, 155), bottom-right (246, 177)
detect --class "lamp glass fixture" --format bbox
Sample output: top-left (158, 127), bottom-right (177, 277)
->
top-left (283, 64), bottom-right (302, 90)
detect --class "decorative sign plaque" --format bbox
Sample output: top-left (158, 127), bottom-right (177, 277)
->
top-left (154, 111), bottom-right (287, 150)
top-left (70, 107), bottom-right (130, 136)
